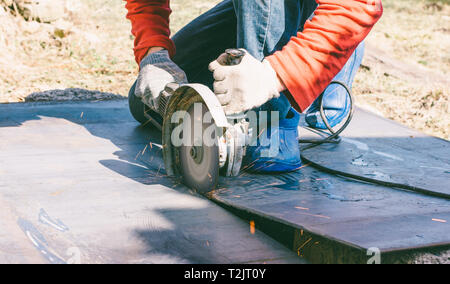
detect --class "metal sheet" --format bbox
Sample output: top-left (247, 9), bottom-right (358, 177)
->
top-left (0, 100), bottom-right (302, 264)
top-left (2, 101), bottom-right (448, 263)
top-left (300, 109), bottom-right (450, 198)
top-left (210, 108), bottom-right (450, 263)
top-left (213, 168), bottom-right (450, 251)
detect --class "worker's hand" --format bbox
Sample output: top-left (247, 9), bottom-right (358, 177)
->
top-left (135, 49), bottom-right (187, 110)
top-left (208, 49), bottom-right (280, 115)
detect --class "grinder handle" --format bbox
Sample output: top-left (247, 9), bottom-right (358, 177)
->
top-left (217, 49), bottom-right (246, 66)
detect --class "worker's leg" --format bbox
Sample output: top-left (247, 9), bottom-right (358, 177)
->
top-left (234, 0), bottom-right (364, 125)
top-left (232, 0), bottom-right (316, 120)
top-left (231, 0), bottom-right (317, 172)
top-left (172, 1), bottom-right (236, 88)
top-left (171, 1), bottom-right (364, 172)
top-left (172, 0), bottom-right (364, 123)
top-left (173, 0), bottom-right (317, 120)
top-left (233, 0), bottom-right (316, 60)
top-left (172, 0), bottom-right (315, 173)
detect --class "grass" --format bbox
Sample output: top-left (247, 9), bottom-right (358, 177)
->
top-left (0, 0), bottom-right (448, 139)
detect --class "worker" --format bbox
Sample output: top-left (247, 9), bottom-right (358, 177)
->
top-left (125, 0), bottom-right (383, 173)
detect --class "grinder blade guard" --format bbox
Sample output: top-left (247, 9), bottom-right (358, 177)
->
top-left (162, 49), bottom-right (248, 193)
top-left (162, 83), bottom-right (248, 193)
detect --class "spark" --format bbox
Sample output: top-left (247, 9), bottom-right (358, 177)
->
top-left (142, 145), bottom-right (148, 155)
top-left (257, 128), bottom-right (267, 139)
top-left (240, 159), bottom-right (259, 172)
top-left (432, 218), bottom-right (447, 223)
top-left (252, 163), bottom-right (269, 172)
top-left (294, 163), bottom-right (311, 171)
top-left (150, 143), bottom-right (163, 149)
top-left (141, 118), bottom-right (153, 128)
top-left (250, 221), bottom-right (255, 235)
top-left (295, 207), bottom-right (310, 211)
top-left (297, 237), bottom-right (313, 255)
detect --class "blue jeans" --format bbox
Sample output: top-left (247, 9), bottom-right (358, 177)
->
top-left (172, 0), bottom-right (363, 119)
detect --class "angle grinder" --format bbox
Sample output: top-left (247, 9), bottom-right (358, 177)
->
top-left (135, 48), bottom-right (354, 194)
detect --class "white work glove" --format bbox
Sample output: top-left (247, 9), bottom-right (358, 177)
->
top-left (135, 50), bottom-right (188, 110)
top-left (208, 49), bottom-right (280, 115)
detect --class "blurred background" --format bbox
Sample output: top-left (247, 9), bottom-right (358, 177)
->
top-left (0, 0), bottom-right (448, 139)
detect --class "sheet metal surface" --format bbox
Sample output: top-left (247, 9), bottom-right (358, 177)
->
top-left (0, 100), bottom-right (302, 264)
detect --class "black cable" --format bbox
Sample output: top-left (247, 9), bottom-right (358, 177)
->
top-left (298, 81), bottom-right (450, 200)
top-left (301, 154), bottom-right (450, 200)
top-left (298, 81), bottom-right (355, 147)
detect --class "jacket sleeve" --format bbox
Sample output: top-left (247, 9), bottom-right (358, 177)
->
top-left (266, 0), bottom-right (383, 111)
top-left (125, 0), bottom-right (175, 64)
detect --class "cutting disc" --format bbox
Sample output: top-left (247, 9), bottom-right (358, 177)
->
top-left (178, 102), bottom-right (220, 193)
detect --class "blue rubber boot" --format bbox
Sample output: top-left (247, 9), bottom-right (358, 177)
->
top-left (305, 42), bottom-right (365, 130)
top-left (243, 108), bottom-right (302, 173)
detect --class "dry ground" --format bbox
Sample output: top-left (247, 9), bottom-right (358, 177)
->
top-left (355, 0), bottom-right (449, 140)
top-left (0, 0), bottom-right (449, 139)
